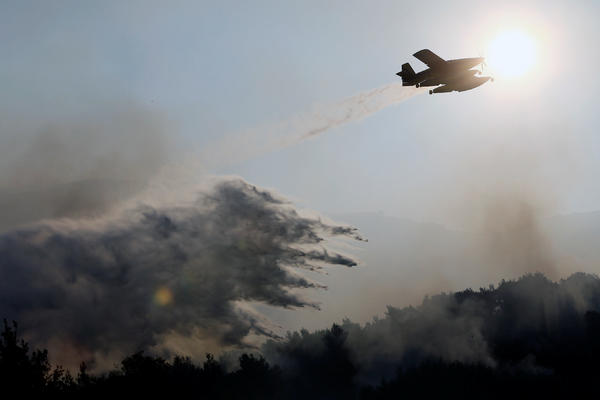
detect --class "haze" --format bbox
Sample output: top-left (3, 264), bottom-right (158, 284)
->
top-left (2, 0), bottom-right (600, 367)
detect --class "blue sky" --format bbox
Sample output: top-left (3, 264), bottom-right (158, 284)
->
top-left (2, 0), bottom-right (600, 223)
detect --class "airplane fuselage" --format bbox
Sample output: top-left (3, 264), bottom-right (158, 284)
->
top-left (403, 57), bottom-right (484, 87)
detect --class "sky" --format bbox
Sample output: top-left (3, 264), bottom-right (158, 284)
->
top-left (2, 0), bottom-right (600, 367)
top-left (3, 0), bottom-right (600, 221)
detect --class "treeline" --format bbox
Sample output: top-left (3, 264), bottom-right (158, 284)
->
top-left (4, 272), bottom-right (600, 398)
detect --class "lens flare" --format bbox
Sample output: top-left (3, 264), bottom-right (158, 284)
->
top-left (154, 287), bottom-right (174, 306)
top-left (486, 29), bottom-right (537, 79)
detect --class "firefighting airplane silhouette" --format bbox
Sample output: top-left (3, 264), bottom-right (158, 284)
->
top-left (397, 49), bottom-right (493, 94)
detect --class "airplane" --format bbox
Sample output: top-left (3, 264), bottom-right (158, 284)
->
top-left (396, 49), bottom-right (493, 94)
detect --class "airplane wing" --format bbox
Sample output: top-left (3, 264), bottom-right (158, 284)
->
top-left (413, 49), bottom-right (445, 67)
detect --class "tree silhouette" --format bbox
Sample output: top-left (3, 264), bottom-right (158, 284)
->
top-left (0, 319), bottom-right (72, 393)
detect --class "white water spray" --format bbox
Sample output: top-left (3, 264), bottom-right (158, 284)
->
top-left (201, 83), bottom-right (425, 169)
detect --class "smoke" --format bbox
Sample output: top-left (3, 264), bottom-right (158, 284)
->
top-left (262, 272), bottom-right (600, 385)
top-left (475, 196), bottom-right (556, 279)
top-left (0, 178), bottom-right (363, 369)
top-left (201, 83), bottom-right (424, 168)
top-left (0, 82), bottom-right (423, 233)
top-left (0, 106), bottom-right (172, 233)
top-left (0, 81), bottom-right (423, 370)
top-left (421, 122), bottom-right (581, 288)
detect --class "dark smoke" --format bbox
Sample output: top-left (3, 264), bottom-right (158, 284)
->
top-left (0, 178), bottom-right (362, 368)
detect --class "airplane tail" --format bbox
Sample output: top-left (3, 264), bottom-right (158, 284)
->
top-left (396, 63), bottom-right (416, 86)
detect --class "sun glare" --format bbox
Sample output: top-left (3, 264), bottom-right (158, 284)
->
top-left (486, 29), bottom-right (537, 79)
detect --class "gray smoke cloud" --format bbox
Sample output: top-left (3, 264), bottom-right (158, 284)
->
top-left (445, 132), bottom-right (571, 284)
top-left (0, 106), bottom-right (172, 232)
top-left (0, 178), bottom-right (363, 369)
top-left (201, 83), bottom-right (424, 168)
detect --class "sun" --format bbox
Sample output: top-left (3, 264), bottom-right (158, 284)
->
top-left (486, 29), bottom-right (538, 79)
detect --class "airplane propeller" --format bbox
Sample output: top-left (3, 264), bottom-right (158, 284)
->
top-left (481, 61), bottom-right (495, 82)
top-left (476, 57), bottom-right (487, 74)
top-left (477, 47), bottom-right (494, 82)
